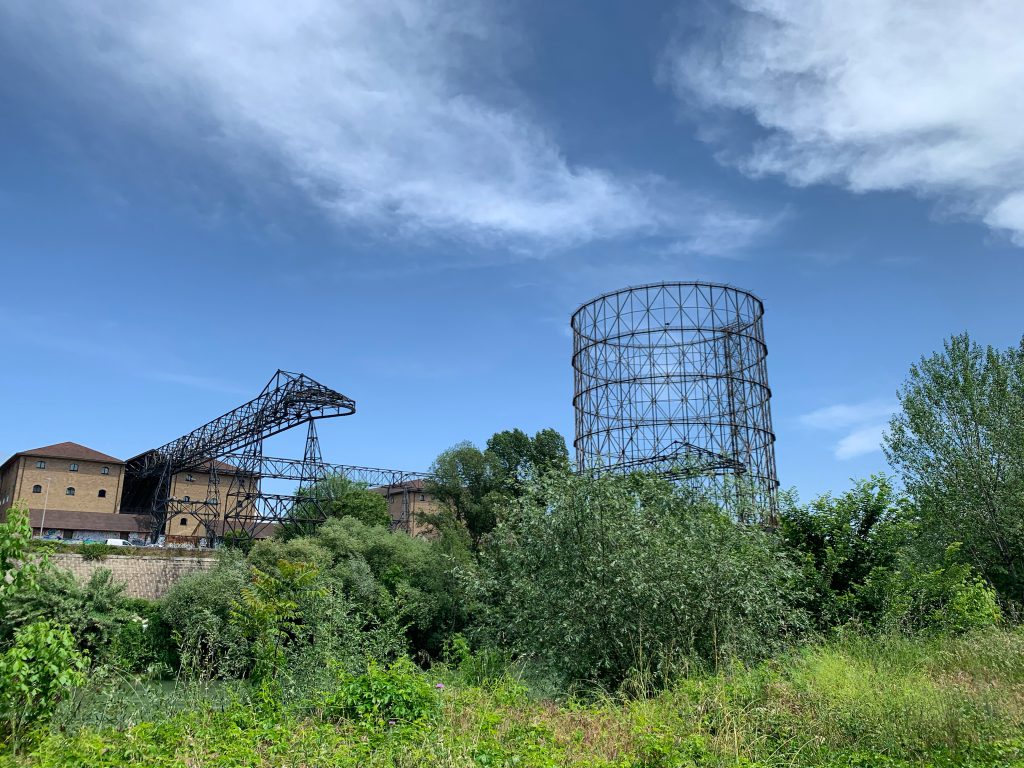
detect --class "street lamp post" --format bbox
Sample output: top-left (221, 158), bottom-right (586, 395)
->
top-left (38, 477), bottom-right (51, 538)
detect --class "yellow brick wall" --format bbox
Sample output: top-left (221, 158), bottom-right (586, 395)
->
top-left (166, 470), bottom-right (257, 538)
top-left (0, 459), bottom-right (19, 512)
top-left (7, 457), bottom-right (124, 514)
top-left (50, 552), bottom-right (216, 599)
top-left (387, 488), bottom-right (442, 537)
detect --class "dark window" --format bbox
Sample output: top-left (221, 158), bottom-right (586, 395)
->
top-left (98, 489), bottom-right (107, 498)
top-left (32, 484), bottom-right (42, 494)
top-left (419, 494), bottom-right (426, 501)
top-left (179, 517), bottom-right (188, 526)
top-left (182, 495), bottom-right (191, 502)
top-left (101, 466), bottom-right (110, 475)
top-left (36, 460), bottom-right (45, 469)
top-left (65, 487), bottom-right (75, 496)
top-left (69, 463), bottom-right (78, 472)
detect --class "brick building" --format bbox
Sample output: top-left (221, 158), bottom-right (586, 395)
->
top-left (375, 479), bottom-right (442, 536)
top-left (158, 458), bottom-right (263, 545)
top-left (0, 441), bottom-right (150, 540)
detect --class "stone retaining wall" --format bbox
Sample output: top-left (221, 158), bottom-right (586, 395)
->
top-left (50, 552), bottom-right (216, 600)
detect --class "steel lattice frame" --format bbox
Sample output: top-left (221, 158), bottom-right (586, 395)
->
top-left (571, 282), bottom-right (779, 523)
top-left (122, 370), bottom-right (431, 542)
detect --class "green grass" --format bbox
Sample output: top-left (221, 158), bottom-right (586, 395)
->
top-left (5, 629), bottom-right (1024, 767)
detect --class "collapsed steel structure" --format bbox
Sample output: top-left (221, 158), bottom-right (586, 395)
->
top-left (571, 282), bottom-right (779, 524)
top-left (122, 370), bottom-right (429, 543)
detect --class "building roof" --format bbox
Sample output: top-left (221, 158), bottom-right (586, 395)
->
top-left (1, 442), bottom-right (123, 473)
top-left (372, 479), bottom-right (429, 494)
top-left (24, 509), bottom-right (152, 534)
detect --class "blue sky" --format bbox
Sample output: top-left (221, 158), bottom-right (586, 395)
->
top-left (2, 0), bottom-right (1023, 501)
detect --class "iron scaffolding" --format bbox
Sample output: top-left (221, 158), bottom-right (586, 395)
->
top-left (571, 281), bottom-right (779, 524)
top-left (122, 370), bottom-right (430, 542)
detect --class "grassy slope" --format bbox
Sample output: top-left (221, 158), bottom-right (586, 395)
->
top-left (7, 630), bottom-right (1024, 767)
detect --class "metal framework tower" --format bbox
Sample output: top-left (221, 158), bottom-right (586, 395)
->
top-left (121, 370), bottom-right (431, 543)
top-left (571, 282), bottom-right (778, 523)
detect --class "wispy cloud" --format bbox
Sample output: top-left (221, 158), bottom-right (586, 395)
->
top-left (800, 399), bottom-right (897, 460)
top-left (665, 0), bottom-right (1024, 244)
top-left (1, 0), bottom-right (775, 255)
top-left (834, 424), bottom-right (889, 461)
top-left (799, 400), bottom-right (898, 431)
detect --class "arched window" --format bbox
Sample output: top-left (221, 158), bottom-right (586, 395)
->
top-left (32, 484), bottom-right (42, 494)
top-left (179, 517), bottom-right (188, 526)
top-left (98, 489), bottom-right (107, 498)
top-left (69, 463), bottom-right (78, 472)
top-left (65, 487), bottom-right (75, 496)
top-left (101, 466), bottom-right (110, 475)
top-left (182, 495), bottom-right (191, 502)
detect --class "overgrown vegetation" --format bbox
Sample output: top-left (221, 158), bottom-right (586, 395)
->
top-left (1, 332), bottom-right (1022, 765)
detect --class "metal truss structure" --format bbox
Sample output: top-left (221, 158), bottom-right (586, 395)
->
top-left (571, 282), bottom-right (779, 524)
top-left (122, 370), bottom-right (429, 543)
top-left (219, 441), bottom-right (432, 537)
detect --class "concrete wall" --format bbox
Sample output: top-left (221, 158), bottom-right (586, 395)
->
top-left (50, 552), bottom-right (216, 600)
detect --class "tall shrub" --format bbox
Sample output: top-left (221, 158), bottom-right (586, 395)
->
top-left (476, 472), bottom-right (808, 690)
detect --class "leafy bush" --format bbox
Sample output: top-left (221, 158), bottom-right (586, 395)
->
top-left (247, 538), bottom-right (332, 575)
top-left (477, 471), bottom-right (809, 691)
top-left (220, 529), bottom-right (255, 554)
top-left (2, 569), bottom-right (133, 659)
top-left (281, 475), bottom-right (390, 538)
top-left (0, 502), bottom-right (44, 614)
top-left (0, 621), bottom-right (88, 746)
top-left (107, 599), bottom-right (174, 675)
top-left (311, 516), bottom-right (473, 657)
top-left (319, 657), bottom-right (439, 728)
top-left (78, 543), bottom-right (113, 562)
top-left (780, 476), bottom-right (914, 629)
top-left (160, 554), bottom-right (252, 679)
top-left (230, 561), bottom-right (325, 685)
top-left (859, 544), bottom-right (1001, 635)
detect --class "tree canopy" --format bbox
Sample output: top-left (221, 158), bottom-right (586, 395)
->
top-left (885, 332), bottom-right (1024, 601)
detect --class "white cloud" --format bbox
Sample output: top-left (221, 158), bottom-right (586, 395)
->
top-left (666, 0), bottom-right (1024, 244)
top-left (1, 0), bottom-right (773, 253)
top-left (800, 400), bottom-right (898, 431)
top-left (799, 399), bottom-right (897, 460)
top-left (834, 424), bottom-right (888, 461)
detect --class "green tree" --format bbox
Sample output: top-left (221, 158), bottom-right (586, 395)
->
top-left (0, 502), bottom-right (88, 747)
top-left (312, 517), bottom-right (473, 656)
top-left (476, 471), bottom-right (807, 690)
top-left (779, 476), bottom-right (914, 628)
top-left (428, 428), bottom-right (570, 545)
top-left (885, 333), bottom-right (1024, 601)
top-left (0, 621), bottom-right (87, 747)
top-left (427, 442), bottom-right (498, 545)
top-left (282, 475), bottom-right (390, 539)
top-left (0, 501), bottom-right (44, 616)
top-left (230, 560), bottom-right (325, 686)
